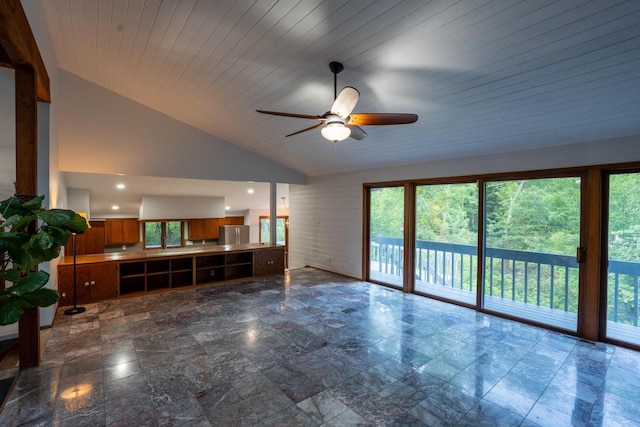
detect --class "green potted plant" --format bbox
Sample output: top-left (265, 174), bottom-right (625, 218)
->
top-left (0, 195), bottom-right (88, 325)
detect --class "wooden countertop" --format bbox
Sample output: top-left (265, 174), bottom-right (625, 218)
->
top-left (59, 243), bottom-right (284, 266)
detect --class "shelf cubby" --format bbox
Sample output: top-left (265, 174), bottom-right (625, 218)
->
top-left (196, 267), bottom-right (225, 285)
top-left (147, 273), bottom-right (170, 291)
top-left (226, 252), bottom-right (252, 266)
top-left (120, 276), bottom-right (145, 295)
top-left (147, 259), bottom-right (170, 274)
top-left (171, 271), bottom-right (193, 287)
top-left (225, 264), bottom-right (253, 280)
top-left (120, 261), bottom-right (145, 277)
top-left (171, 257), bottom-right (192, 271)
top-left (196, 254), bottom-right (225, 269)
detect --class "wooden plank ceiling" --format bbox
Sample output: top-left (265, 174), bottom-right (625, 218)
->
top-left (41, 0), bottom-right (640, 176)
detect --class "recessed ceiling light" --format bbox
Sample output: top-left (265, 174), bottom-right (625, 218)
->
top-left (116, 183), bottom-right (125, 189)
top-left (111, 205), bottom-right (119, 210)
top-left (247, 188), bottom-right (254, 194)
top-left (225, 206), bottom-right (230, 210)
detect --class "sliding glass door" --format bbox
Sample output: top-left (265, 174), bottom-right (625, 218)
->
top-left (369, 186), bottom-right (404, 288)
top-left (414, 183), bottom-right (478, 304)
top-left (606, 172), bottom-right (640, 345)
top-left (483, 177), bottom-right (581, 331)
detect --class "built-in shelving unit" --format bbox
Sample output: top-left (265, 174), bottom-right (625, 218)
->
top-left (119, 257), bottom-right (197, 294)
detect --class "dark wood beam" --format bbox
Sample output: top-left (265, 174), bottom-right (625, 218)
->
top-left (15, 66), bottom-right (41, 368)
top-left (0, 0), bottom-right (50, 102)
top-left (0, 40), bottom-right (12, 68)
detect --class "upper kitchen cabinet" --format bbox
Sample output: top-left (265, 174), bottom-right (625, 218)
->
top-left (190, 217), bottom-right (244, 240)
top-left (218, 217), bottom-right (244, 226)
top-left (64, 221), bottom-right (106, 256)
top-left (190, 218), bottom-right (219, 240)
top-left (106, 218), bottom-right (140, 244)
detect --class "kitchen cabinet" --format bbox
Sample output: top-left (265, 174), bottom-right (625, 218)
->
top-left (105, 218), bottom-right (140, 244)
top-left (190, 218), bottom-right (219, 240)
top-left (218, 216), bottom-right (244, 226)
top-left (58, 262), bottom-right (118, 305)
top-left (254, 247), bottom-right (285, 276)
top-left (64, 221), bottom-right (105, 256)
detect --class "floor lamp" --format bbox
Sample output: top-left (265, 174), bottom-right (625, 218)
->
top-left (64, 212), bottom-right (89, 315)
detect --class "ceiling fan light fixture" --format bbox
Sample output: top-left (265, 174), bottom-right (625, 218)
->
top-left (321, 122), bottom-right (351, 142)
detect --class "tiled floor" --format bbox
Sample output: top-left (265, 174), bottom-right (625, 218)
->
top-left (2, 268), bottom-right (640, 426)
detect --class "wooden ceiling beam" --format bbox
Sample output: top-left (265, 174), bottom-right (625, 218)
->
top-left (0, 0), bottom-right (50, 102)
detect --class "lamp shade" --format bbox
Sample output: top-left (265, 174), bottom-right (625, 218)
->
top-left (321, 122), bottom-right (351, 142)
top-left (77, 211), bottom-right (91, 229)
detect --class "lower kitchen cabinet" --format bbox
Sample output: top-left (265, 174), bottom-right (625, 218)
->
top-left (254, 248), bottom-right (285, 276)
top-left (58, 263), bottom-right (118, 305)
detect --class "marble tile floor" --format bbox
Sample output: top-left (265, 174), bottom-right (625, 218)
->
top-left (1, 267), bottom-right (640, 426)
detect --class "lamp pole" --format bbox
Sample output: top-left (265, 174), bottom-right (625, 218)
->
top-left (64, 233), bottom-right (85, 315)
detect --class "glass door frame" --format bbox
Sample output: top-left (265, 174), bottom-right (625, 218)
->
top-left (363, 167), bottom-right (615, 342)
top-left (363, 182), bottom-right (413, 292)
top-left (600, 166), bottom-right (640, 348)
top-left (478, 171), bottom-right (587, 333)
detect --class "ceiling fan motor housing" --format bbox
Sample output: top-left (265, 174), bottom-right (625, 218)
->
top-left (329, 61), bottom-right (344, 74)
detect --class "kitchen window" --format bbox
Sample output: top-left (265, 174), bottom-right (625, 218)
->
top-left (144, 221), bottom-right (184, 249)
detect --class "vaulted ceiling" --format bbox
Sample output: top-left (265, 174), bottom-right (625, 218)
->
top-left (40, 0), bottom-right (640, 177)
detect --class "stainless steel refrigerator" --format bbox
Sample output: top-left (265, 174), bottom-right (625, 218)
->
top-left (219, 225), bottom-right (250, 245)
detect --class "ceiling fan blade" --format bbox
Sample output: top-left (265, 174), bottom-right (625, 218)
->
top-left (285, 122), bottom-right (324, 137)
top-left (330, 86), bottom-right (360, 119)
top-left (348, 113), bottom-right (418, 126)
top-left (347, 125), bottom-right (367, 140)
top-left (257, 110), bottom-right (325, 120)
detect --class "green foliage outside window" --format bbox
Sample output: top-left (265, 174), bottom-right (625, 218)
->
top-left (370, 174), bottom-right (640, 327)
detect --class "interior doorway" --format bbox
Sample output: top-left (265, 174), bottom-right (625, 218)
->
top-left (259, 216), bottom-right (289, 269)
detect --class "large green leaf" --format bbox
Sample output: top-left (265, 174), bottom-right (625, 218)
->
top-left (0, 268), bottom-right (22, 284)
top-left (21, 195), bottom-right (44, 210)
top-left (19, 288), bottom-right (59, 307)
top-left (43, 225), bottom-right (73, 246)
top-left (0, 197), bottom-right (28, 219)
top-left (37, 209), bottom-right (76, 227)
top-left (6, 244), bottom-right (33, 270)
top-left (66, 213), bottom-right (90, 234)
top-left (0, 231), bottom-right (30, 244)
top-left (5, 271), bottom-right (50, 295)
top-left (29, 231), bottom-right (59, 262)
top-left (0, 299), bottom-right (25, 326)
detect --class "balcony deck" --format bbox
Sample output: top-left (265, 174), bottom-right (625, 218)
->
top-left (369, 238), bottom-right (640, 346)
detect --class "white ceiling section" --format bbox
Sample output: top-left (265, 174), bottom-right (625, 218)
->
top-left (64, 172), bottom-right (289, 217)
top-left (40, 0), bottom-right (640, 177)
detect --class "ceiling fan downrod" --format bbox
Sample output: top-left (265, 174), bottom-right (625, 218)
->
top-left (329, 61), bottom-right (344, 100)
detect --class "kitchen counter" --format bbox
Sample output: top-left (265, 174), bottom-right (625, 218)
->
top-left (59, 243), bottom-right (283, 266)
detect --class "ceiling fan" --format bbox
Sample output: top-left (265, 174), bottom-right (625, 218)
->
top-left (257, 62), bottom-right (418, 142)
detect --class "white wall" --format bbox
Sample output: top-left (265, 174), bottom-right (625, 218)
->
top-left (139, 195), bottom-right (225, 220)
top-left (67, 188), bottom-right (90, 215)
top-left (56, 71), bottom-right (306, 185)
top-left (289, 136), bottom-right (640, 279)
top-left (0, 68), bottom-right (17, 340)
top-left (0, 68), bottom-right (15, 200)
